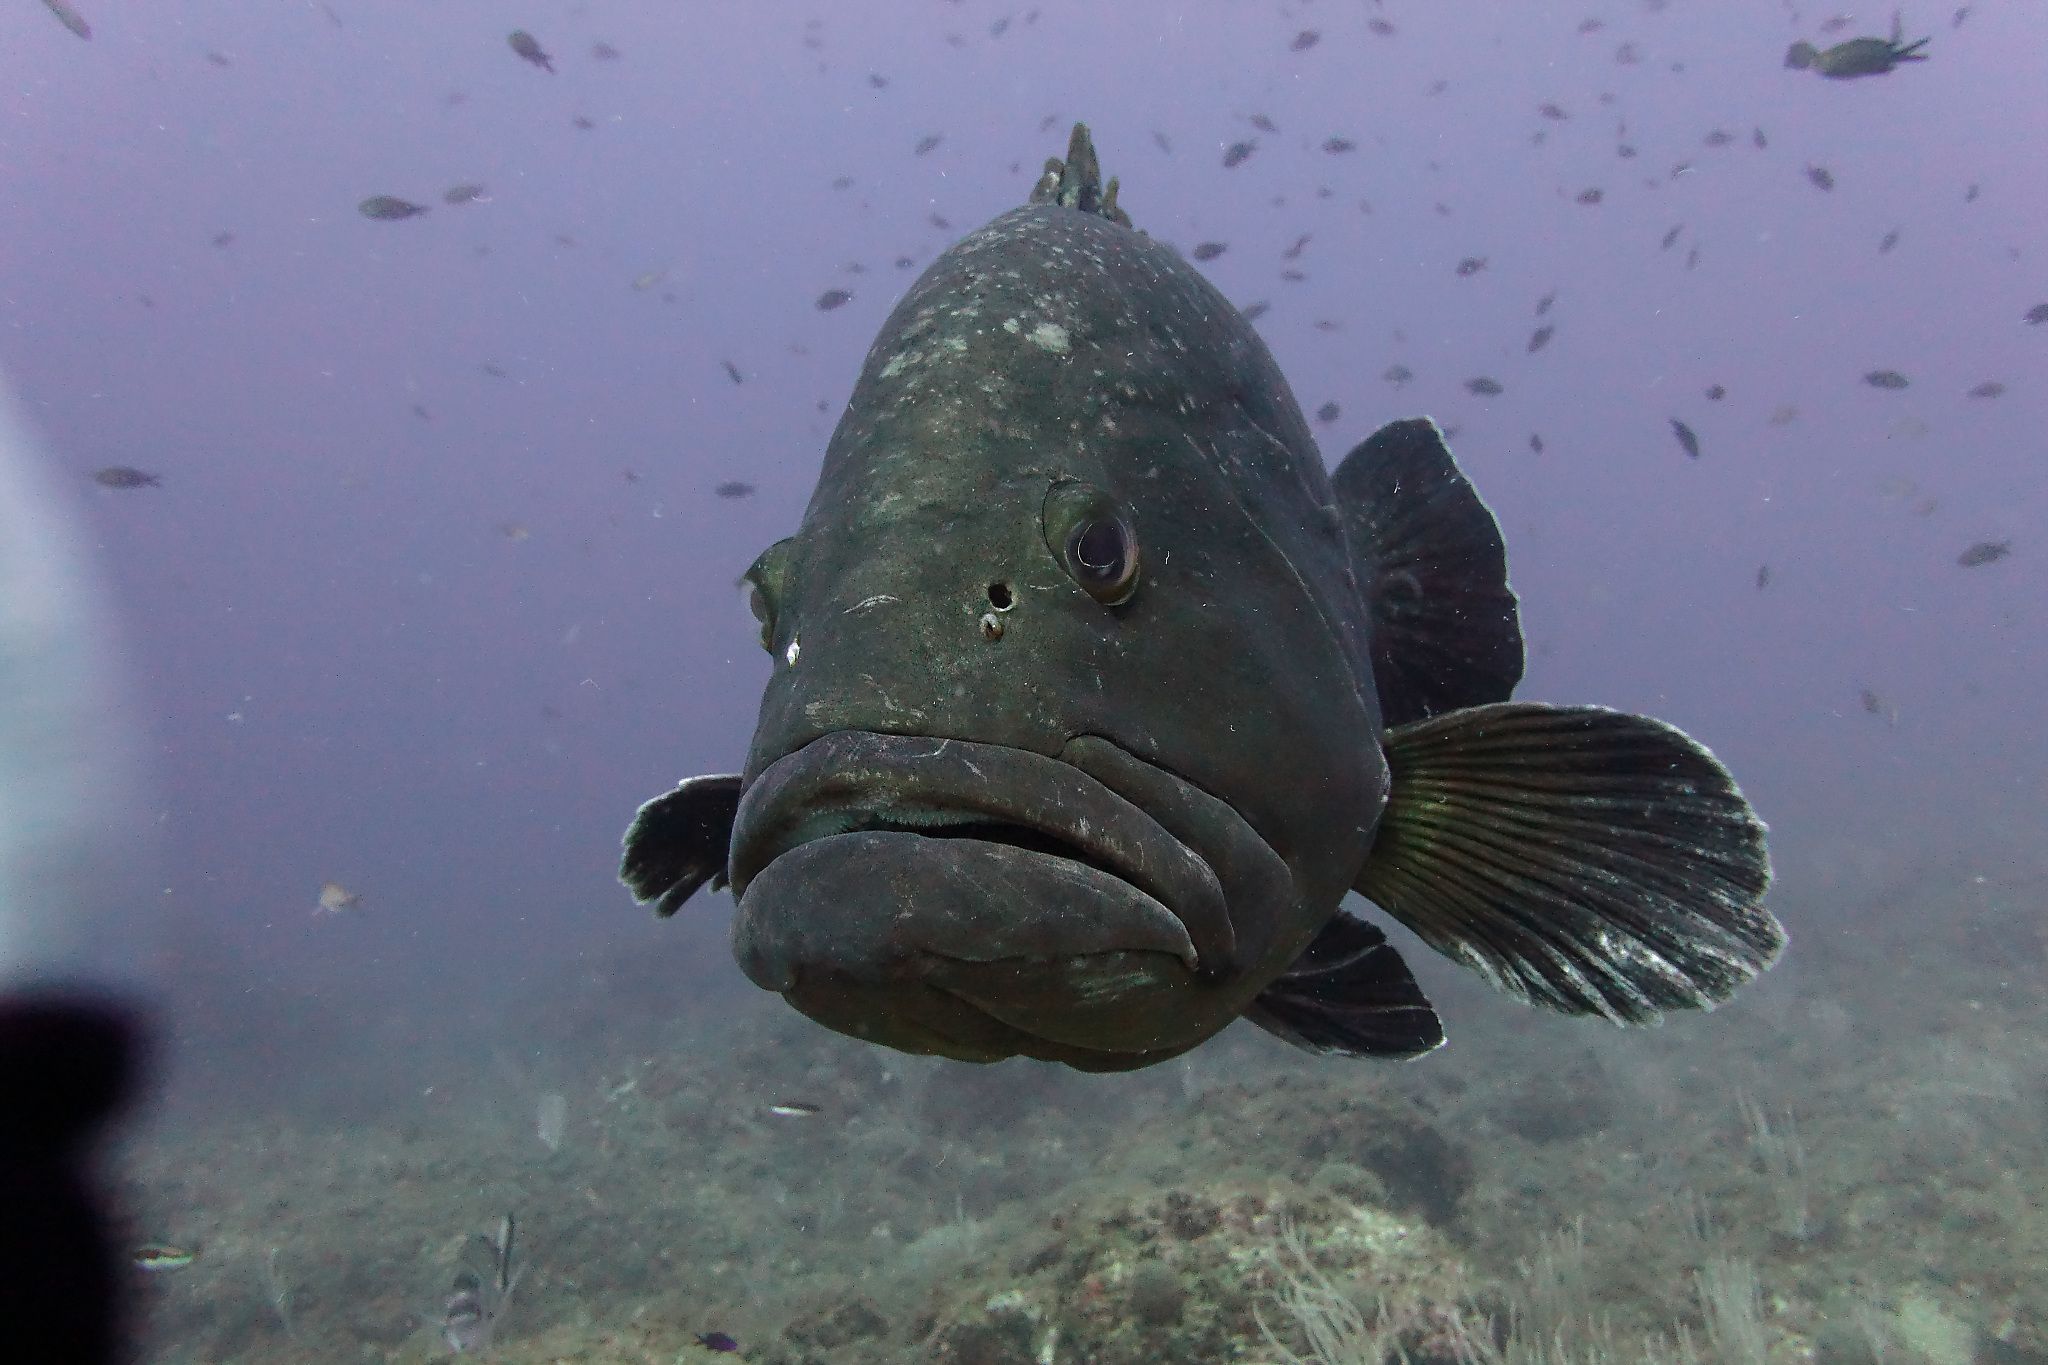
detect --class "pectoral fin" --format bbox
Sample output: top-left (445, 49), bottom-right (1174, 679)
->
top-left (620, 774), bottom-right (743, 917)
top-left (1243, 912), bottom-right (1444, 1059)
top-left (1357, 703), bottom-right (1781, 1023)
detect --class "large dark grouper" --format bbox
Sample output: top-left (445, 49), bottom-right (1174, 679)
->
top-left (622, 125), bottom-right (1783, 1072)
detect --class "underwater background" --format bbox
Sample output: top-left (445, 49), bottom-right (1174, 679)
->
top-left (3, 0), bottom-right (2044, 1360)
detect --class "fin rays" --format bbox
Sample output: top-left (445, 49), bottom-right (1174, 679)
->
top-left (1358, 703), bottom-right (1780, 1023)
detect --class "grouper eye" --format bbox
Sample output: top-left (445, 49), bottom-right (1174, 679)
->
top-left (740, 538), bottom-right (795, 652)
top-left (1043, 480), bottom-right (1141, 606)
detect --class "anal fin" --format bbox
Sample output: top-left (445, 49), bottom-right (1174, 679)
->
top-left (1243, 912), bottom-right (1444, 1059)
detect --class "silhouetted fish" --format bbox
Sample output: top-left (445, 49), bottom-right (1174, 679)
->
top-left (508, 30), bottom-right (553, 73)
top-left (1670, 418), bottom-right (1701, 459)
top-left (358, 196), bottom-right (428, 221)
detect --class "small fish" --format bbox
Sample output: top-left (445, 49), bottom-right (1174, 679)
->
top-left (1857, 688), bottom-right (1896, 722)
top-left (1661, 224), bottom-right (1683, 251)
top-left (1222, 140), bottom-right (1256, 168)
top-left (1315, 402), bottom-right (1340, 424)
top-left (1785, 17), bottom-right (1929, 77)
top-left (1322, 136), bottom-right (1356, 154)
top-left (1768, 404), bottom-right (1799, 426)
top-left (592, 41), bottom-right (622, 61)
top-left (1241, 302), bottom-right (1270, 322)
top-left (1527, 325), bottom-right (1554, 354)
top-left (1956, 540), bottom-right (2010, 568)
top-left (315, 881), bottom-right (362, 916)
top-left (1535, 291), bottom-right (1556, 316)
top-left (41, 0), bottom-right (91, 39)
top-left (1290, 29), bottom-right (1320, 51)
top-left (766, 1101), bottom-right (821, 1117)
top-left (133, 1244), bottom-right (196, 1272)
top-left (1705, 384), bottom-right (1726, 401)
top-left (1805, 165), bottom-right (1836, 192)
top-left (1576, 187), bottom-right (1604, 205)
top-left (1752, 127), bottom-right (1769, 149)
top-left (1191, 242), bottom-right (1227, 262)
top-left (1282, 235), bottom-right (1311, 261)
top-left (1878, 228), bottom-right (1901, 254)
top-left (722, 361), bottom-right (745, 386)
top-left (1456, 256), bottom-right (1486, 277)
top-left (1464, 376), bottom-right (1504, 396)
top-left (1670, 418), bottom-right (1701, 459)
top-left (1967, 381), bottom-right (2004, 399)
top-left (92, 466), bottom-right (160, 489)
top-left (508, 30), bottom-right (554, 73)
top-left (1863, 370), bottom-right (1910, 390)
top-left (1538, 102), bottom-right (1568, 121)
top-left (443, 1214), bottom-right (520, 1354)
top-left (358, 195), bottom-right (428, 221)
top-left (1528, 433), bottom-right (1544, 455)
top-left (716, 481), bottom-right (757, 500)
top-left (1755, 565), bottom-right (1771, 590)
top-left (1248, 114), bottom-right (1279, 134)
top-left (815, 289), bottom-right (854, 311)
top-left (1368, 17), bottom-right (1397, 36)
top-left (696, 1334), bottom-right (741, 1353)
top-left (620, 125), bottom-right (1783, 1073)
top-left (914, 134), bottom-right (944, 156)
top-left (443, 184), bottom-right (488, 206)
top-left (2025, 304), bottom-right (2048, 326)
top-left (1382, 363), bottom-right (1414, 387)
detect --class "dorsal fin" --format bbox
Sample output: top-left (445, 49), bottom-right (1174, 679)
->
top-left (1029, 123), bottom-right (1132, 227)
top-left (1331, 418), bottom-right (1523, 727)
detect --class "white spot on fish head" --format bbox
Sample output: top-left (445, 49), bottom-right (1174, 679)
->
top-left (1029, 322), bottom-right (1070, 354)
top-left (784, 633), bottom-right (801, 667)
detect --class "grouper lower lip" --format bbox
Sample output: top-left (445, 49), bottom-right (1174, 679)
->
top-left (727, 730), bottom-right (1235, 993)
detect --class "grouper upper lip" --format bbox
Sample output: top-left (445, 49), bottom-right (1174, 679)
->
top-left (728, 729), bottom-right (1235, 976)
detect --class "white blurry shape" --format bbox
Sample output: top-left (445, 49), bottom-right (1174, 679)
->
top-left (536, 1092), bottom-right (567, 1151)
top-left (0, 375), bottom-right (150, 991)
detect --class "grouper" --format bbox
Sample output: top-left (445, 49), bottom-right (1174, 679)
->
top-left (622, 125), bottom-right (1783, 1072)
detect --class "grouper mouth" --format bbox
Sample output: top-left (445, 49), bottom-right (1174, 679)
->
top-left (727, 730), bottom-right (1250, 1064)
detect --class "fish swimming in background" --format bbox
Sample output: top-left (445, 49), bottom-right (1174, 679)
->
top-left (358, 195), bottom-right (428, 222)
top-left (621, 125), bottom-right (1782, 1072)
top-left (442, 1214), bottom-right (520, 1353)
top-left (132, 1243), bottom-right (196, 1272)
top-left (90, 466), bottom-right (159, 489)
top-left (507, 30), bottom-right (554, 73)
top-left (41, 0), bottom-right (91, 39)
top-left (313, 881), bottom-right (361, 916)
top-left (1785, 14), bottom-right (1929, 77)
top-left (1670, 418), bottom-right (1702, 459)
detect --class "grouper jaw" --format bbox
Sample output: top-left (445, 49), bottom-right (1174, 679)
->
top-left (726, 731), bottom-right (1244, 1057)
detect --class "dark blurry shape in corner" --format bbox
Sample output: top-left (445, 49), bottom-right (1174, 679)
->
top-left (0, 372), bottom-right (157, 1362)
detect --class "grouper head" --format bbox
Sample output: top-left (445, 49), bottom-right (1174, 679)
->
top-left (714, 129), bottom-right (1383, 1070)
